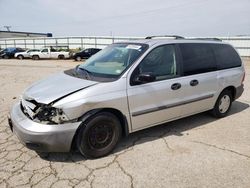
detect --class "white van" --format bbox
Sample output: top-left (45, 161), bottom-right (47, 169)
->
top-left (9, 36), bottom-right (245, 158)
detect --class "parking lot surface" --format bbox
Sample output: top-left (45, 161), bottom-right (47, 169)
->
top-left (0, 59), bottom-right (250, 188)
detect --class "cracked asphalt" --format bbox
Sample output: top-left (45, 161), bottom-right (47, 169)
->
top-left (0, 58), bottom-right (250, 188)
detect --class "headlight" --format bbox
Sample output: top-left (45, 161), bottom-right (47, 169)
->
top-left (34, 106), bottom-right (69, 124)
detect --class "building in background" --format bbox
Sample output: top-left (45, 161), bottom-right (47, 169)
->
top-left (0, 30), bottom-right (52, 38)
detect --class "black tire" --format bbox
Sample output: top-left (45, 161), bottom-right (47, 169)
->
top-left (32, 55), bottom-right (39, 60)
top-left (58, 55), bottom-right (65, 59)
top-left (212, 90), bottom-right (232, 118)
top-left (17, 55), bottom-right (24, 60)
top-left (3, 55), bottom-right (9, 59)
top-left (76, 112), bottom-right (122, 158)
top-left (75, 56), bottom-right (82, 61)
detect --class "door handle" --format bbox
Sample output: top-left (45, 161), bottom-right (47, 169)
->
top-left (190, 79), bottom-right (199, 86)
top-left (171, 83), bottom-right (181, 90)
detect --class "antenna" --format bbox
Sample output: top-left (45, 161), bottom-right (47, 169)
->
top-left (4, 26), bottom-right (11, 31)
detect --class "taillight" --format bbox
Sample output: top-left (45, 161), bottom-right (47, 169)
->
top-left (241, 72), bottom-right (245, 84)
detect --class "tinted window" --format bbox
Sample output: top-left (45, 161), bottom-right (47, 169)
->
top-left (211, 44), bottom-right (241, 69)
top-left (136, 45), bottom-right (177, 81)
top-left (41, 49), bottom-right (48, 52)
top-left (179, 43), bottom-right (216, 76)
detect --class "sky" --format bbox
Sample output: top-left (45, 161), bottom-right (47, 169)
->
top-left (0, 0), bottom-right (250, 37)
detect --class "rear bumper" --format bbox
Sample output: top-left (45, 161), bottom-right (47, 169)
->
top-left (235, 84), bottom-right (244, 100)
top-left (9, 103), bottom-right (81, 152)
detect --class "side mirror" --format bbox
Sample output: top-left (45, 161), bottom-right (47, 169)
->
top-left (134, 73), bottom-right (156, 84)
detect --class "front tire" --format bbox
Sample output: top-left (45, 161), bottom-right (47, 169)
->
top-left (212, 90), bottom-right (232, 118)
top-left (76, 112), bottom-right (122, 158)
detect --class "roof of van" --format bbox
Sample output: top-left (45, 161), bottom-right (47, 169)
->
top-left (118, 38), bottom-right (227, 47)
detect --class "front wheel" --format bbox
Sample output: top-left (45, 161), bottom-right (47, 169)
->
top-left (212, 90), bottom-right (232, 118)
top-left (76, 112), bottom-right (122, 158)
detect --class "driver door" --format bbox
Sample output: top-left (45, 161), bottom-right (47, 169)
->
top-left (40, 49), bottom-right (50, 58)
top-left (127, 44), bottom-right (183, 131)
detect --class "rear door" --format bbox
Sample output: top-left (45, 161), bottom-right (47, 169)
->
top-left (177, 43), bottom-right (219, 117)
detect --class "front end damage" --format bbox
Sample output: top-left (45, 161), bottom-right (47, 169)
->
top-left (20, 97), bottom-right (72, 125)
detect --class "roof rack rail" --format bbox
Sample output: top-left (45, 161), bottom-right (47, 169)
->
top-left (145, 35), bottom-right (184, 39)
top-left (189, 38), bottom-right (222, 41)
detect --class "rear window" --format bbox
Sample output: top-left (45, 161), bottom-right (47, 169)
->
top-left (211, 44), bottom-right (241, 70)
top-left (179, 43), bottom-right (217, 76)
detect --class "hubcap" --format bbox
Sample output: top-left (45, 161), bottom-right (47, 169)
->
top-left (88, 124), bottom-right (114, 149)
top-left (219, 95), bottom-right (230, 113)
top-left (76, 56), bottom-right (81, 61)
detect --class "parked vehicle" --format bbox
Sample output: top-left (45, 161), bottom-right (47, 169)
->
top-left (9, 36), bottom-right (245, 158)
top-left (29, 48), bottom-right (70, 60)
top-left (73, 48), bottom-right (101, 61)
top-left (0, 47), bottom-right (25, 59)
top-left (15, 49), bottom-right (40, 60)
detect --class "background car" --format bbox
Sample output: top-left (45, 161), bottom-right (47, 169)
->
top-left (73, 48), bottom-right (101, 61)
top-left (0, 47), bottom-right (25, 59)
top-left (30, 48), bottom-right (71, 60)
top-left (15, 49), bottom-right (40, 60)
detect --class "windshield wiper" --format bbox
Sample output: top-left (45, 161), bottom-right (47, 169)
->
top-left (77, 66), bottom-right (92, 80)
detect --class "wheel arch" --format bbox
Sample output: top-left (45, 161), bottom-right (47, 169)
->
top-left (58, 54), bottom-right (65, 59)
top-left (32, 55), bottom-right (39, 60)
top-left (221, 86), bottom-right (236, 101)
top-left (17, 54), bottom-right (24, 58)
top-left (70, 108), bottom-right (129, 151)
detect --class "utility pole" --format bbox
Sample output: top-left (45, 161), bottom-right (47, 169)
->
top-left (4, 26), bottom-right (11, 31)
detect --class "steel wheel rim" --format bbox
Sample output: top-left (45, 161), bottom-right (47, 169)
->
top-left (88, 123), bottom-right (114, 150)
top-left (76, 56), bottom-right (81, 61)
top-left (219, 95), bottom-right (230, 113)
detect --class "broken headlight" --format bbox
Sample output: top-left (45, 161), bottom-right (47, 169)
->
top-left (34, 106), bottom-right (69, 124)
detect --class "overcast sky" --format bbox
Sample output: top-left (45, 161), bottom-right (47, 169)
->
top-left (0, 0), bottom-right (249, 37)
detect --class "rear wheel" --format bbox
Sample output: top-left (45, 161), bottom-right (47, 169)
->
top-left (76, 112), bottom-right (122, 158)
top-left (32, 55), bottom-right (39, 60)
top-left (212, 90), bottom-right (232, 118)
top-left (17, 55), bottom-right (24, 60)
top-left (58, 55), bottom-right (65, 59)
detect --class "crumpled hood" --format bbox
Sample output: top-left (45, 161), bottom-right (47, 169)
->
top-left (23, 72), bottom-right (97, 104)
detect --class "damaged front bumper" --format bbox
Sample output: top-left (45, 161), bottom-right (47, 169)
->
top-left (9, 103), bottom-right (82, 152)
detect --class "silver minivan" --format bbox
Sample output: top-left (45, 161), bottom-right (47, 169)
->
top-left (9, 36), bottom-right (245, 158)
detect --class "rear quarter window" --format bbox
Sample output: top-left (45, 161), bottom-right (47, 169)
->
top-left (211, 44), bottom-right (241, 70)
top-left (179, 43), bottom-right (217, 76)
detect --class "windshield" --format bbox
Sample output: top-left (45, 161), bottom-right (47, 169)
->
top-left (78, 43), bottom-right (148, 78)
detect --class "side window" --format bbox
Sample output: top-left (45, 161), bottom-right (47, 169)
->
top-left (211, 44), bottom-right (241, 69)
top-left (136, 45), bottom-right (177, 81)
top-left (41, 49), bottom-right (48, 53)
top-left (179, 43), bottom-right (216, 76)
